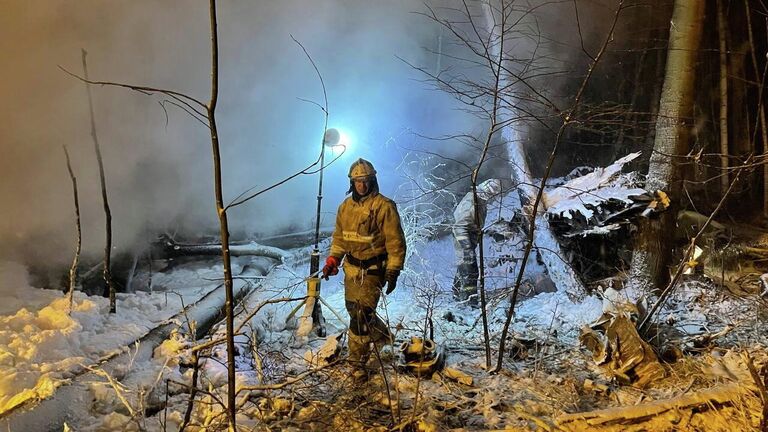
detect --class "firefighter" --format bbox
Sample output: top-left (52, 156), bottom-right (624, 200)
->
top-left (452, 178), bottom-right (502, 305)
top-left (321, 158), bottom-right (406, 380)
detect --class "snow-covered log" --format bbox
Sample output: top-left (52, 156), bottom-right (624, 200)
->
top-left (157, 235), bottom-right (290, 263)
top-left (558, 382), bottom-right (753, 430)
top-left (558, 351), bottom-right (761, 431)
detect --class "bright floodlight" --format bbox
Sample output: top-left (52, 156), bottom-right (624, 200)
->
top-left (323, 128), bottom-right (340, 147)
top-left (324, 127), bottom-right (352, 153)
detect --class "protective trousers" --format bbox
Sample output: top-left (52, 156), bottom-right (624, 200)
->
top-left (343, 263), bottom-right (393, 365)
top-left (452, 228), bottom-right (479, 301)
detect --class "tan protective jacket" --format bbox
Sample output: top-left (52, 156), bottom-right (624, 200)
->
top-left (330, 192), bottom-right (406, 271)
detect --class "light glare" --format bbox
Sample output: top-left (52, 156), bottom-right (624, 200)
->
top-left (338, 131), bottom-right (351, 148)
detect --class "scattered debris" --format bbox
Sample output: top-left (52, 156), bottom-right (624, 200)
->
top-left (543, 152), bottom-right (645, 220)
top-left (441, 366), bottom-right (474, 386)
top-left (397, 337), bottom-right (445, 376)
top-left (580, 293), bottom-right (665, 388)
top-left (640, 190), bottom-right (670, 217)
top-left (541, 153), bottom-right (659, 282)
top-left (759, 273), bottom-right (768, 297)
top-left (558, 351), bottom-right (763, 431)
top-left (509, 335), bottom-right (538, 361)
top-left (583, 378), bottom-right (609, 394)
top-left (676, 210), bottom-right (727, 240)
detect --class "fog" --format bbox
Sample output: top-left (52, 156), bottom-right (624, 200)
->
top-left (0, 0), bottom-right (621, 265)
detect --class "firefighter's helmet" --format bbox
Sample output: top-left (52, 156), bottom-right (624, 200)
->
top-left (348, 158), bottom-right (377, 179)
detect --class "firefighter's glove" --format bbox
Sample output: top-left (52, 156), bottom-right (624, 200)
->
top-left (385, 270), bottom-right (400, 295)
top-left (322, 256), bottom-right (340, 280)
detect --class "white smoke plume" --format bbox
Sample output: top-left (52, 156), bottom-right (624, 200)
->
top-left (0, 0), bottom-right (624, 266)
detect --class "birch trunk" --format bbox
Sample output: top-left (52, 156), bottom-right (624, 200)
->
top-left (479, 0), bottom-right (584, 296)
top-left (628, 0), bottom-right (705, 292)
top-left (63, 145), bottom-right (81, 314)
top-left (505, 132), bottom-right (584, 295)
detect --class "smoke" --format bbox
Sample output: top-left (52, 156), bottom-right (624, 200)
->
top-left (0, 0), bottom-right (627, 266)
top-left (0, 0), bottom-right (476, 265)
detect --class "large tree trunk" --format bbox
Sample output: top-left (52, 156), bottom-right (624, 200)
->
top-left (628, 0), bottom-right (706, 292)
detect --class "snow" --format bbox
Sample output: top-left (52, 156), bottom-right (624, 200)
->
top-left (0, 179), bottom-right (624, 431)
top-left (10, 195), bottom-right (762, 431)
top-left (3, 227), bottom-right (765, 431)
top-left (513, 290), bottom-right (603, 340)
top-left (0, 260), bottom-right (213, 416)
top-left (546, 185), bottom-right (646, 220)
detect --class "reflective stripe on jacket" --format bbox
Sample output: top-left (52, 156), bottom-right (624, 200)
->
top-left (330, 192), bottom-right (406, 271)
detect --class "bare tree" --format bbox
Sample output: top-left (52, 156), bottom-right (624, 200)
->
top-left (81, 50), bottom-right (116, 313)
top-left (63, 145), bottom-right (82, 314)
top-left (493, 0), bottom-right (625, 372)
top-left (61, 2), bottom-right (350, 427)
top-left (63, 2), bottom-right (237, 427)
top-left (717, 0), bottom-right (729, 193)
top-left (413, 0), bottom-right (622, 370)
top-left (743, 0), bottom-right (768, 217)
top-left (202, 3), bottom-right (240, 429)
top-left (410, 0), bottom-right (567, 368)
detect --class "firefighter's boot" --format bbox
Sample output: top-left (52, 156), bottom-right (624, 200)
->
top-left (348, 333), bottom-right (371, 382)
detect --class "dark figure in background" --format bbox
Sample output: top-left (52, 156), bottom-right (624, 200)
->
top-left (452, 179), bottom-right (502, 305)
top-left (321, 158), bottom-right (407, 381)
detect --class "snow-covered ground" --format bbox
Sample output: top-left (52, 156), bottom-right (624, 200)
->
top-left (2, 197), bottom-right (761, 430)
top-left (0, 260), bottom-right (220, 417)
top-left (0, 182), bottom-right (618, 430)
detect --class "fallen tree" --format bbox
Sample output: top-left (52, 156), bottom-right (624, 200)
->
top-left (155, 234), bottom-right (291, 263)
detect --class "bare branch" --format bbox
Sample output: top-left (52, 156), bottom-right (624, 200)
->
top-left (58, 65), bottom-right (207, 109)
